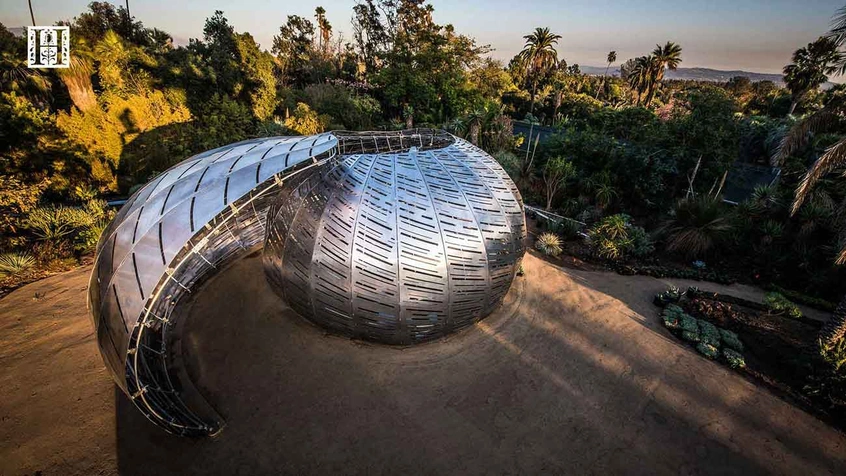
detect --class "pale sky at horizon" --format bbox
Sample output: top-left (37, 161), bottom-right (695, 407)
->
top-left (0, 0), bottom-right (843, 74)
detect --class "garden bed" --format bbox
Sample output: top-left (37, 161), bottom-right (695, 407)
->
top-left (657, 288), bottom-right (846, 432)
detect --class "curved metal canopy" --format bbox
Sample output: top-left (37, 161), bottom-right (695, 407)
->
top-left (88, 130), bottom-right (525, 436)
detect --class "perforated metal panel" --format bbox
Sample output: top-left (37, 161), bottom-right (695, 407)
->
top-left (264, 132), bottom-right (526, 345)
top-left (89, 134), bottom-right (338, 435)
top-left (89, 130), bottom-right (525, 436)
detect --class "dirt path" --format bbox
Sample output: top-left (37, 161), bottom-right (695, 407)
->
top-left (1, 253), bottom-right (844, 475)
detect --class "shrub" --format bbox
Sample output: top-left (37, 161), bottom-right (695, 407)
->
top-left (556, 219), bottom-right (583, 240)
top-left (25, 206), bottom-right (85, 241)
top-left (31, 240), bottom-right (74, 262)
top-left (516, 264), bottom-right (525, 277)
top-left (493, 151), bottom-right (520, 180)
top-left (75, 219), bottom-right (108, 253)
top-left (587, 214), bottom-right (653, 261)
top-left (820, 338), bottom-right (846, 373)
top-left (698, 319), bottom-right (721, 346)
top-left (284, 102), bottom-right (327, 135)
top-left (654, 285), bottom-right (682, 306)
top-left (535, 232), bottom-right (563, 257)
top-left (659, 197), bottom-right (731, 259)
top-left (661, 304), bottom-right (684, 329)
top-left (719, 329), bottom-right (744, 352)
top-left (696, 342), bottom-right (719, 359)
top-left (679, 313), bottom-right (699, 334)
top-left (763, 292), bottom-right (802, 319)
top-left (722, 348), bottom-right (746, 368)
top-left (628, 225), bottom-right (655, 258)
top-left (0, 252), bottom-right (36, 279)
top-left (682, 330), bottom-right (701, 342)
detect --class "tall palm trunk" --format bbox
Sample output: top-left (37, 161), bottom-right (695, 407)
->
top-left (28, 0), bottom-right (35, 26)
top-left (595, 62), bottom-right (610, 100)
top-left (820, 295), bottom-right (846, 347)
top-left (529, 78), bottom-right (537, 115)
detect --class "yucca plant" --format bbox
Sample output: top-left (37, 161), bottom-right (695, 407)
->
top-left (535, 232), bottom-right (563, 257)
top-left (659, 197), bottom-right (731, 259)
top-left (25, 206), bottom-right (81, 241)
top-left (0, 252), bottom-right (36, 279)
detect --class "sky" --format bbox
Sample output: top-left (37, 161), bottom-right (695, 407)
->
top-left (0, 0), bottom-right (843, 73)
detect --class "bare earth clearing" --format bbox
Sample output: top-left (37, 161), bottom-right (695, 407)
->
top-left (1, 253), bottom-right (844, 475)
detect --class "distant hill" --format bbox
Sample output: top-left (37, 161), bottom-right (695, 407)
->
top-left (579, 65), bottom-right (785, 85)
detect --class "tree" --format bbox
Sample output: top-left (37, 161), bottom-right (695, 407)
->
top-left (623, 56), bottom-right (653, 105)
top-left (370, 1), bottom-right (488, 126)
top-left (0, 24), bottom-right (50, 107)
top-left (774, 91), bottom-right (846, 345)
top-left (468, 58), bottom-right (516, 103)
top-left (542, 155), bottom-right (575, 210)
top-left (272, 15), bottom-right (315, 87)
top-left (596, 50), bottom-right (616, 100)
top-left (775, 14), bottom-right (846, 346)
top-left (644, 42), bottom-right (682, 106)
top-left (827, 5), bottom-right (846, 74)
top-left (352, 0), bottom-right (390, 75)
top-left (516, 27), bottom-right (561, 114)
top-left (783, 37), bottom-right (841, 115)
top-left (314, 7), bottom-right (332, 53)
top-left (234, 32), bottom-right (276, 120)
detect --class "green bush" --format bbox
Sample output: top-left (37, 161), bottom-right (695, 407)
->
top-left (722, 348), bottom-right (746, 368)
top-left (661, 304), bottom-right (684, 329)
top-left (679, 313), bottom-right (699, 334)
top-left (719, 329), bottom-right (744, 352)
top-left (628, 225), bottom-right (655, 257)
top-left (0, 252), bottom-right (35, 279)
top-left (698, 319), bottom-right (721, 346)
top-left (587, 214), bottom-right (653, 261)
top-left (535, 232), bottom-right (563, 257)
top-left (682, 330), bottom-right (701, 342)
top-left (697, 342), bottom-right (719, 359)
top-left (763, 292), bottom-right (802, 319)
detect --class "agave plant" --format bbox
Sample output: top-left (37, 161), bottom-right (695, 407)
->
top-left (659, 197), bottom-right (731, 259)
top-left (0, 253), bottom-right (36, 279)
top-left (749, 184), bottom-right (783, 215)
top-left (535, 232), bottom-right (563, 257)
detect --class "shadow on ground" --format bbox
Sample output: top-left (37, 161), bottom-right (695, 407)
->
top-left (111, 253), bottom-right (845, 475)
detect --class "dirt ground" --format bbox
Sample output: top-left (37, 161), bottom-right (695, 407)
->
top-left (1, 252), bottom-right (845, 475)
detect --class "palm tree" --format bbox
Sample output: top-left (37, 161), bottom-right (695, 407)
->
top-left (624, 56), bottom-right (653, 105)
top-left (517, 27), bottom-right (561, 114)
top-left (596, 50), bottom-right (617, 100)
top-left (644, 41), bottom-right (682, 106)
top-left (28, 0), bottom-right (35, 26)
top-left (783, 37), bottom-right (841, 115)
top-left (774, 12), bottom-right (846, 345)
top-left (775, 93), bottom-right (846, 345)
top-left (314, 6), bottom-right (332, 53)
